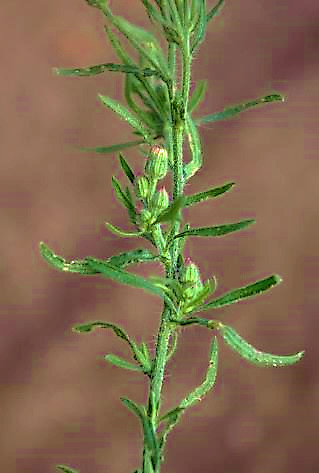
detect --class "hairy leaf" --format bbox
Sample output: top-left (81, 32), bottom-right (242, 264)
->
top-left (218, 323), bottom-right (305, 367)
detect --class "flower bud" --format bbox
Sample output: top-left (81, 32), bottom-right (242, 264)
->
top-left (144, 145), bottom-right (168, 180)
top-left (134, 174), bottom-right (150, 200)
top-left (150, 187), bottom-right (169, 215)
top-left (180, 258), bottom-right (203, 300)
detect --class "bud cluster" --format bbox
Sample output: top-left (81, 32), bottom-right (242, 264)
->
top-left (134, 145), bottom-right (170, 233)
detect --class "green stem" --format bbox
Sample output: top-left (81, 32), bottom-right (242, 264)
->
top-left (142, 25), bottom-right (192, 473)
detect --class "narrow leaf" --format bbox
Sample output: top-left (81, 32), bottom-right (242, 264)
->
top-left (179, 336), bottom-right (218, 408)
top-left (218, 323), bottom-right (305, 367)
top-left (206, 0), bottom-right (225, 23)
top-left (182, 277), bottom-right (218, 315)
top-left (56, 466), bottom-right (79, 473)
top-left (184, 181), bottom-right (236, 207)
top-left (191, 0), bottom-right (208, 54)
top-left (101, 3), bottom-right (170, 82)
top-left (167, 219), bottom-right (256, 248)
top-left (77, 139), bottom-right (145, 154)
top-left (104, 354), bottom-right (145, 372)
top-left (153, 196), bottom-right (186, 225)
top-left (104, 221), bottom-right (144, 238)
top-left (72, 320), bottom-right (151, 374)
top-left (183, 113), bottom-right (203, 182)
top-left (199, 275), bottom-right (282, 311)
top-left (39, 241), bottom-right (97, 274)
top-left (195, 94), bottom-right (285, 125)
top-left (83, 257), bottom-right (178, 314)
top-left (98, 94), bottom-right (152, 143)
top-left (119, 152), bottom-right (135, 184)
top-left (54, 63), bottom-right (161, 78)
top-left (188, 79), bottom-right (208, 114)
top-left (106, 248), bottom-right (160, 267)
top-left (120, 397), bottom-right (160, 465)
top-left (111, 175), bottom-right (136, 215)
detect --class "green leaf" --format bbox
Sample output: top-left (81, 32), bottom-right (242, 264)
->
top-left (54, 63), bottom-right (161, 78)
top-left (198, 274), bottom-right (282, 311)
top-left (39, 241), bottom-right (95, 274)
top-left (83, 257), bottom-right (178, 314)
top-left (120, 397), bottom-right (160, 467)
top-left (153, 196), bottom-right (186, 225)
top-left (195, 94), bottom-right (285, 125)
top-left (118, 153), bottom-right (135, 184)
top-left (182, 277), bottom-right (218, 315)
top-left (39, 242), bottom-right (160, 275)
top-left (98, 94), bottom-right (152, 143)
top-left (101, 3), bottom-right (170, 82)
top-left (167, 219), bottom-right (256, 248)
top-left (104, 221), bottom-right (144, 238)
top-left (104, 354), bottom-right (145, 372)
top-left (183, 113), bottom-right (203, 182)
top-left (218, 323), bottom-right (305, 367)
top-left (106, 248), bottom-right (160, 267)
top-left (188, 79), bottom-right (208, 114)
top-left (72, 320), bottom-right (151, 374)
top-left (179, 336), bottom-right (218, 408)
top-left (184, 181), bottom-right (236, 207)
top-left (77, 139), bottom-right (145, 154)
top-left (191, 0), bottom-right (208, 54)
top-left (56, 466), bottom-right (79, 473)
top-left (111, 175), bottom-right (136, 216)
top-left (206, 0), bottom-right (225, 23)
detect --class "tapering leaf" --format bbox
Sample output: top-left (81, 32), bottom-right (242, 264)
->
top-left (195, 94), bottom-right (285, 125)
top-left (54, 63), bottom-right (161, 78)
top-left (184, 181), bottom-right (236, 207)
top-left (182, 277), bottom-right (218, 315)
top-left (72, 320), bottom-right (151, 374)
top-left (56, 465), bottom-right (79, 473)
top-left (39, 243), bottom-right (160, 275)
top-left (153, 196), bottom-right (186, 225)
top-left (118, 153), bottom-right (135, 184)
top-left (98, 94), bottom-right (152, 143)
top-left (218, 323), bottom-right (305, 367)
top-left (106, 248), bottom-right (161, 268)
top-left (198, 275), bottom-right (282, 311)
top-left (104, 221), bottom-right (144, 238)
top-left (167, 219), bottom-right (256, 248)
top-left (111, 175), bottom-right (136, 215)
top-left (188, 79), bottom-right (208, 114)
top-left (179, 336), bottom-right (218, 408)
top-left (104, 354), bottom-right (146, 372)
top-left (101, 3), bottom-right (170, 82)
top-left (206, 0), bottom-right (225, 23)
top-left (191, 0), bottom-right (208, 54)
top-left (77, 139), bottom-right (145, 154)
top-left (39, 241), bottom-right (97, 274)
top-left (83, 257), bottom-right (178, 314)
top-left (120, 397), bottom-right (160, 467)
top-left (183, 113), bottom-right (203, 182)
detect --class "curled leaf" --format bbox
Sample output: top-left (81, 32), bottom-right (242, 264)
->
top-left (218, 323), bottom-right (305, 367)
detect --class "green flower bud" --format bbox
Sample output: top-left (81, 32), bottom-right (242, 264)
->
top-left (180, 257), bottom-right (203, 300)
top-left (150, 187), bottom-right (169, 215)
top-left (138, 209), bottom-right (154, 232)
top-left (144, 145), bottom-right (168, 180)
top-left (135, 175), bottom-right (150, 200)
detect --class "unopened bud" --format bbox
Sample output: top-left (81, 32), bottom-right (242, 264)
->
top-left (150, 187), bottom-right (169, 215)
top-left (181, 258), bottom-right (203, 300)
top-left (144, 145), bottom-right (168, 180)
top-left (135, 174), bottom-right (150, 200)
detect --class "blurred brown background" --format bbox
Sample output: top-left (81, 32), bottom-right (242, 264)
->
top-left (1, 1), bottom-right (318, 472)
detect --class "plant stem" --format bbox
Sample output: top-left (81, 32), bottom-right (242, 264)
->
top-left (144, 26), bottom-right (193, 473)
